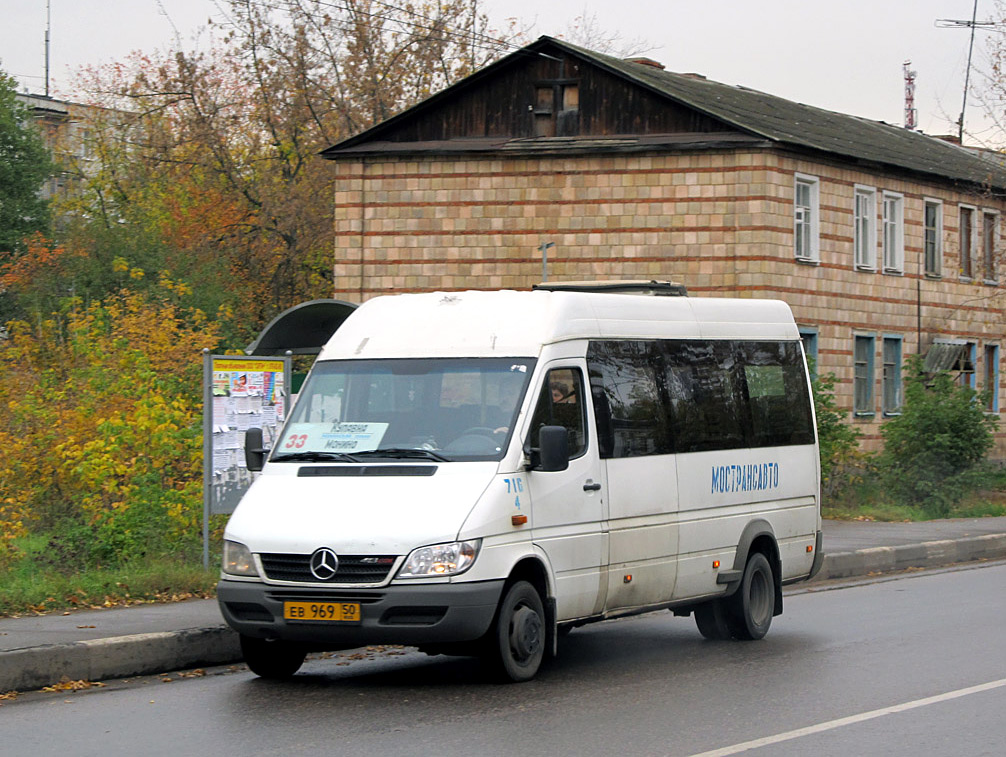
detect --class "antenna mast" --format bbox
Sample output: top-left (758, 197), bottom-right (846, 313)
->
top-left (903, 61), bottom-right (917, 130)
top-left (44, 0), bottom-right (51, 97)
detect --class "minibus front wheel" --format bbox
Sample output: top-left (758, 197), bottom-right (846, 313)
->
top-left (240, 635), bottom-right (308, 679)
top-left (488, 580), bottom-right (546, 682)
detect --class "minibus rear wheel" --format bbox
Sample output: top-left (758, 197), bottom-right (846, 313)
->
top-left (694, 600), bottom-right (732, 640)
top-left (488, 580), bottom-right (546, 682)
top-left (726, 552), bottom-right (774, 640)
top-left (240, 635), bottom-right (307, 679)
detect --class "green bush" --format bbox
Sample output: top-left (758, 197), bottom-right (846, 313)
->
top-left (812, 370), bottom-right (866, 502)
top-left (879, 356), bottom-right (999, 516)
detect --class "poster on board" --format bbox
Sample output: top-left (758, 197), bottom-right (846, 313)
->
top-left (203, 354), bottom-right (290, 518)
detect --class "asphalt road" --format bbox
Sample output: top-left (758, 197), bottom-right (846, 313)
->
top-left (4, 562), bottom-right (1006, 757)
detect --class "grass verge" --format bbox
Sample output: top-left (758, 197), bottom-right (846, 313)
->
top-left (824, 492), bottom-right (1006, 522)
top-left (0, 556), bottom-right (218, 618)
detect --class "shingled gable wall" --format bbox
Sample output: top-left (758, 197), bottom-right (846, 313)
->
top-left (327, 45), bottom-right (1006, 455)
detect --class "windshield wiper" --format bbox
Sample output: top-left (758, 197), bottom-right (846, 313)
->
top-left (352, 448), bottom-right (451, 462)
top-left (270, 451), bottom-right (361, 463)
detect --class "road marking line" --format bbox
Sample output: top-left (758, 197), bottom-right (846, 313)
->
top-left (686, 677), bottom-right (1006, 757)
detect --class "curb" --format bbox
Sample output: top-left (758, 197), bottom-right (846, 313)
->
top-left (0, 626), bottom-right (241, 693)
top-left (813, 533), bottom-right (1006, 581)
top-left (5, 536), bottom-right (1006, 693)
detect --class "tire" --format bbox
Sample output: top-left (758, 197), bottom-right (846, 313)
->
top-left (240, 635), bottom-right (307, 679)
top-left (488, 580), bottom-right (546, 682)
top-left (726, 552), bottom-right (774, 641)
top-left (694, 600), bottom-right (732, 640)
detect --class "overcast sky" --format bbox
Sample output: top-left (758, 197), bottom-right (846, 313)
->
top-left (2, 0), bottom-right (1004, 144)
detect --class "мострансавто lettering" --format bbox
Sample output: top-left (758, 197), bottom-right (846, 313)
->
top-left (711, 463), bottom-right (780, 494)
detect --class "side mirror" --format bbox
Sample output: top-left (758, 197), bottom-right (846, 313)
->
top-left (245, 427), bottom-right (267, 472)
top-left (533, 425), bottom-right (569, 472)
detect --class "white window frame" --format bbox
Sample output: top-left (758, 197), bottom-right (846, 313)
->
top-left (982, 210), bottom-right (999, 284)
top-left (959, 203), bottom-right (977, 280)
top-left (924, 198), bottom-right (943, 277)
top-left (854, 185), bottom-right (877, 271)
top-left (882, 191), bottom-right (904, 274)
top-left (794, 174), bottom-right (820, 263)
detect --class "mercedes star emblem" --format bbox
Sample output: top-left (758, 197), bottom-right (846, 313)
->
top-left (309, 548), bottom-right (339, 581)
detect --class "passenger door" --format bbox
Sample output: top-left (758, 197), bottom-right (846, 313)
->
top-left (587, 340), bottom-right (679, 611)
top-left (525, 364), bottom-right (607, 620)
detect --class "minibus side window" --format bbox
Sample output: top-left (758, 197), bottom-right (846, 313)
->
top-left (662, 341), bottom-right (747, 454)
top-left (586, 341), bottom-right (672, 459)
top-left (528, 368), bottom-right (587, 458)
top-left (738, 342), bottom-right (815, 447)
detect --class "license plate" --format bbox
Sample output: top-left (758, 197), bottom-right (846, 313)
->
top-left (283, 601), bottom-right (362, 623)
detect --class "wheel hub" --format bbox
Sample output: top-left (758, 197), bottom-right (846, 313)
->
top-left (509, 605), bottom-right (542, 661)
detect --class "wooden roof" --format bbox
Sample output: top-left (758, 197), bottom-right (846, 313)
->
top-left (322, 36), bottom-right (1006, 192)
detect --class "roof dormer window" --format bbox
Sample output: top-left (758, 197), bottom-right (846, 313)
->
top-left (533, 81), bottom-right (580, 137)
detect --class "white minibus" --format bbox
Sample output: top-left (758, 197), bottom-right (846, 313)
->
top-left (218, 282), bottom-right (823, 682)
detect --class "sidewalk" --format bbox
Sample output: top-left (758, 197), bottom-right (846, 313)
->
top-left (3, 517), bottom-right (1006, 693)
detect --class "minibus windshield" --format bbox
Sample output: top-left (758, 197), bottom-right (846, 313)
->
top-left (272, 358), bottom-right (536, 462)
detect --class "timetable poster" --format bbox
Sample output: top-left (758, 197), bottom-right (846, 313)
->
top-left (204, 355), bottom-right (290, 515)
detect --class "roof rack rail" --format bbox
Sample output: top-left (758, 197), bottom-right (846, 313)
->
top-left (532, 280), bottom-right (688, 296)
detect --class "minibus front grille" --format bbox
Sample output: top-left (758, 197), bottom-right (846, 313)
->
top-left (260, 553), bottom-right (397, 584)
top-left (266, 590), bottom-right (385, 604)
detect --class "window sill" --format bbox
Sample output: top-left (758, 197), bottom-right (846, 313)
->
top-left (882, 268), bottom-right (904, 276)
top-left (924, 273), bottom-right (942, 280)
top-left (983, 279), bottom-right (999, 286)
top-left (795, 256), bottom-right (820, 266)
top-left (855, 265), bottom-right (877, 273)
top-left (853, 412), bottom-right (876, 419)
top-left (883, 411), bottom-right (902, 418)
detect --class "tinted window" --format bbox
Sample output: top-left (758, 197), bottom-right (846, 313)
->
top-left (737, 342), bottom-right (815, 447)
top-left (588, 339), bottom-right (815, 456)
top-left (662, 341), bottom-right (746, 453)
top-left (587, 342), bottom-right (671, 459)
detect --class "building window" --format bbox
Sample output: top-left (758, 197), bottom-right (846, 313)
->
top-left (854, 186), bottom-right (877, 270)
top-left (854, 335), bottom-right (875, 416)
top-left (533, 81), bottom-right (580, 137)
top-left (882, 192), bottom-right (904, 273)
top-left (959, 205), bottom-right (975, 279)
top-left (985, 344), bottom-right (1000, 413)
top-left (924, 199), bottom-right (943, 277)
top-left (960, 342), bottom-right (977, 390)
top-left (983, 211), bottom-right (999, 283)
top-left (533, 86), bottom-right (555, 137)
top-left (799, 328), bottom-right (819, 378)
top-left (794, 175), bottom-right (820, 262)
top-left (882, 337), bottom-right (903, 416)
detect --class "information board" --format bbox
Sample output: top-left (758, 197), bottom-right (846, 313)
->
top-left (203, 354), bottom-right (290, 519)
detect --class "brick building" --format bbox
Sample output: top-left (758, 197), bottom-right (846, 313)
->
top-left (321, 36), bottom-right (1006, 452)
top-left (16, 93), bottom-right (98, 203)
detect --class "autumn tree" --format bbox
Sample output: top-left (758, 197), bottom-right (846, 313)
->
top-left (64, 0), bottom-right (520, 335)
top-left (0, 289), bottom-right (219, 567)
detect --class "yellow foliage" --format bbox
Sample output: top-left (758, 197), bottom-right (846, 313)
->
top-left (0, 291), bottom-right (219, 565)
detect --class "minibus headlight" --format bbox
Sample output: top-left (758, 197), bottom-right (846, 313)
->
top-left (222, 540), bottom-right (259, 577)
top-left (398, 540), bottom-right (481, 578)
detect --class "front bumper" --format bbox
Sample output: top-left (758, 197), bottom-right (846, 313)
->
top-left (217, 578), bottom-right (504, 649)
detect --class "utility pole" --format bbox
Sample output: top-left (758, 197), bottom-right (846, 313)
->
top-left (540, 241), bottom-right (555, 282)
